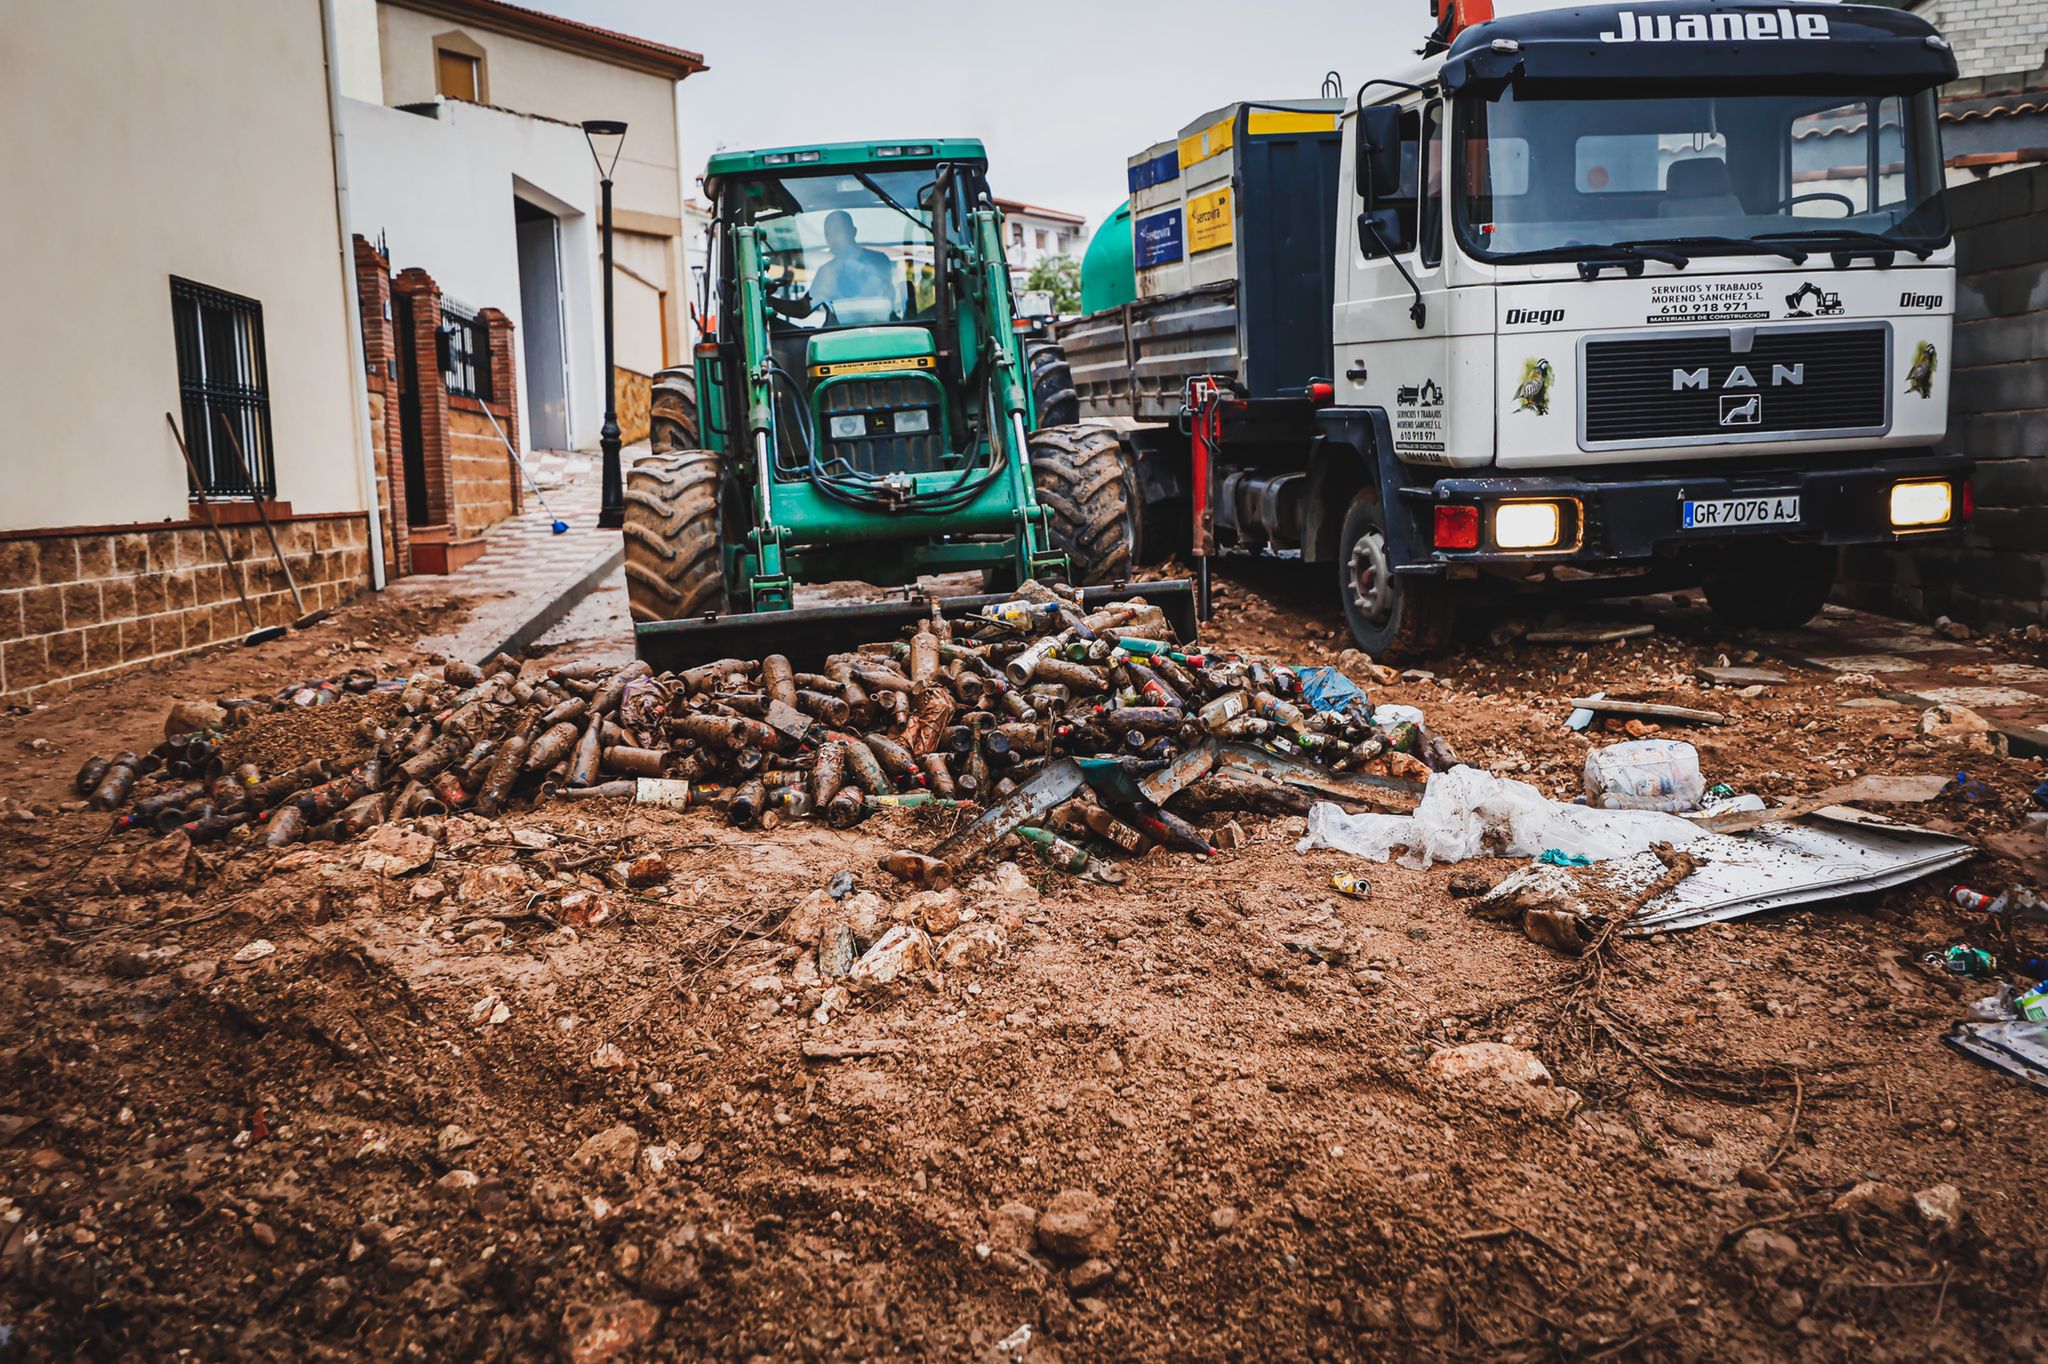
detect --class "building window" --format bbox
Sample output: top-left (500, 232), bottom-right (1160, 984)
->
top-left (438, 50), bottom-right (479, 100)
top-left (433, 31), bottom-right (488, 102)
top-left (439, 299), bottom-right (491, 402)
top-left (171, 277), bottom-right (274, 500)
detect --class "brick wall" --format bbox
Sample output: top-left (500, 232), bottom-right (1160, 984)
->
top-left (1913, 0), bottom-right (2047, 83)
top-left (0, 513), bottom-right (371, 701)
top-left (1838, 163), bottom-right (2048, 627)
top-left (448, 400), bottom-right (518, 541)
top-left (354, 236), bottom-right (410, 579)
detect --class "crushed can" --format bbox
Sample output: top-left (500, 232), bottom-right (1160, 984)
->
top-left (1331, 870), bottom-right (1371, 899)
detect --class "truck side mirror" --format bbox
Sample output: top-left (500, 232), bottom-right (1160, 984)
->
top-left (1357, 208), bottom-right (1407, 260)
top-left (1356, 106), bottom-right (1404, 208)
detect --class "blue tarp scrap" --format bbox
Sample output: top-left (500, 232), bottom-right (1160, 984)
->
top-left (1296, 667), bottom-right (1369, 716)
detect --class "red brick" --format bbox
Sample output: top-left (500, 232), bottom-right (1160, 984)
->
top-left (76, 536), bottom-right (114, 581)
top-left (37, 539), bottom-right (76, 586)
top-left (2, 636), bottom-right (50, 693)
top-left (60, 580), bottom-right (102, 629)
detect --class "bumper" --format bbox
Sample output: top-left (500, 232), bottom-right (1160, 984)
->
top-left (1407, 452), bottom-right (1971, 569)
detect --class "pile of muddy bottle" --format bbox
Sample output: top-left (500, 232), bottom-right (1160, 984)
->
top-left (74, 582), bottom-right (1456, 853)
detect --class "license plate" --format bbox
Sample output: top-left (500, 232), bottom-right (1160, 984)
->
top-left (1681, 495), bottom-right (1801, 530)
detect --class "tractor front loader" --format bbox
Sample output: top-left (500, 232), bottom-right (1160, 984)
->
top-left (626, 139), bottom-right (1190, 670)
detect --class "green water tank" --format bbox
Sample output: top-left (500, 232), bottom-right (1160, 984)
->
top-left (1078, 200), bottom-right (1136, 315)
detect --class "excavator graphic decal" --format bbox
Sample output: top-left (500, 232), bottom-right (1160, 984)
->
top-left (1784, 281), bottom-right (1844, 318)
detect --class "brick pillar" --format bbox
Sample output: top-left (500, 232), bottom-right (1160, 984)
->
top-left (353, 236), bottom-right (410, 578)
top-left (392, 268), bottom-right (452, 529)
top-left (480, 307), bottom-right (523, 516)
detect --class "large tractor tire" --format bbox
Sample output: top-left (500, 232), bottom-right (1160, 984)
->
top-left (623, 448), bottom-right (727, 624)
top-left (1025, 341), bottom-right (1079, 429)
top-left (1337, 488), bottom-right (1455, 661)
top-left (649, 366), bottom-right (699, 454)
top-left (1703, 540), bottom-right (1837, 631)
top-left (1029, 425), bottom-right (1137, 586)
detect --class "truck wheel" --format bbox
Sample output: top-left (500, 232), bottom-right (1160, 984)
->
top-left (624, 449), bottom-right (727, 623)
top-left (649, 366), bottom-right (699, 454)
top-left (1030, 425), bottom-right (1136, 585)
top-left (1026, 341), bottom-right (1079, 428)
top-left (1703, 541), bottom-right (1837, 631)
top-left (1338, 489), bottom-right (1454, 660)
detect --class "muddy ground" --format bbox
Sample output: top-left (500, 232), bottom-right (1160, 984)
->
top-left (3, 566), bottom-right (2046, 1362)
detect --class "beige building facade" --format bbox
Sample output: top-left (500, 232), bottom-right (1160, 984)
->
top-left (0, 0), bottom-right (379, 700)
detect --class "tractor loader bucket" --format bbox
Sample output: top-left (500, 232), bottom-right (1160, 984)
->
top-left (634, 580), bottom-right (1199, 674)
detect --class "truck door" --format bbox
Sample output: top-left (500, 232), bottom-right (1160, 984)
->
top-left (1335, 99), bottom-right (1454, 467)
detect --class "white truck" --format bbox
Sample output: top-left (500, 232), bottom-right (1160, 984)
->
top-left (1046, 0), bottom-right (1970, 657)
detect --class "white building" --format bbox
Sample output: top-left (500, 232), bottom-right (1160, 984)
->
top-left (993, 197), bottom-right (1087, 288)
top-left (333, 0), bottom-right (704, 452)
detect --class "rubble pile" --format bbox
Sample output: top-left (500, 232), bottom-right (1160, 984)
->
top-left (73, 583), bottom-right (1457, 878)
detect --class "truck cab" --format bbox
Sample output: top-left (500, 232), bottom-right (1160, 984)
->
top-left (1327, 0), bottom-right (1968, 652)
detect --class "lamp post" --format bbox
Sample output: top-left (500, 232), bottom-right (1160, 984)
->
top-left (582, 119), bottom-right (628, 529)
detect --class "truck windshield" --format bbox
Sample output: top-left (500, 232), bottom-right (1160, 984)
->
top-left (732, 167), bottom-right (953, 330)
top-left (1454, 86), bottom-right (1947, 261)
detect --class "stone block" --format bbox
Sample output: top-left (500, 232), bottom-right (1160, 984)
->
top-left (1948, 167), bottom-right (2038, 231)
top-left (60, 580), bottom-right (101, 630)
top-left (100, 576), bottom-right (138, 621)
top-left (1954, 358), bottom-right (2048, 414)
top-left (21, 586), bottom-right (63, 636)
top-left (84, 622), bottom-right (120, 671)
top-left (112, 533), bottom-right (150, 576)
top-left (2, 637), bottom-right (50, 694)
top-left (36, 538), bottom-right (76, 587)
top-left (1956, 262), bottom-right (2048, 323)
top-left (45, 628), bottom-right (84, 675)
top-left (0, 539), bottom-right (37, 590)
top-left (75, 536), bottom-right (113, 581)
top-left (1957, 216), bottom-right (2048, 275)
top-left (118, 619), bottom-right (153, 664)
top-left (1955, 312), bottom-right (2048, 369)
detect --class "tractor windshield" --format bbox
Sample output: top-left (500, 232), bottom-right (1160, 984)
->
top-left (1454, 86), bottom-right (1948, 261)
top-left (733, 168), bottom-right (952, 330)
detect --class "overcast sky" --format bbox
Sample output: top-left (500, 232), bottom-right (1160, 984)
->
top-left (533, 0), bottom-right (1417, 239)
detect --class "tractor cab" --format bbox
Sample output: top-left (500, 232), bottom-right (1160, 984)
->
top-left (708, 149), bottom-right (995, 488)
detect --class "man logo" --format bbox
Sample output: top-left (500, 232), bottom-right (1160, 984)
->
top-left (1600, 9), bottom-right (1829, 42)
top-left (1720, 394), bottom-right (1762, 426)
top-left (1673, 364), bottom-right (1804, 391)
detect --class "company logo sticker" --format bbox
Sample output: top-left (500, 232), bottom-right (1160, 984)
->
top-left (1784, 282), bottom-right (1844, 318)
top-left (1719, 393), bottom-right (1762, 426)
top-left (1505, 308), bottom-right (1565, 327)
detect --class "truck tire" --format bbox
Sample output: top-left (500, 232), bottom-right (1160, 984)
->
top-left (623, 448), bottom-right (727, 624)
top-left (649, 366), bottom-right (699, 454)
top-left (1338, 489), bottom-right (1455, 660)
top-left (1026, 341), bottom-right (1079, 428)
top-left (1702, 541), bottom-right (1837, 631)
top-left (1030, 425), bottom-right (1136, 586)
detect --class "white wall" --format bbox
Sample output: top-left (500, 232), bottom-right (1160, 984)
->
top-left (0, 0), bottom-right (369, 532)
top-left (340, 97), bottom-right (606, 452)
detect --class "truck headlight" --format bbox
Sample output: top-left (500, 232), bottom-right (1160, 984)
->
top-left (828, 414), bottom-right (866, 440)
top-left (1493, 500), bottom-right (1564, 550)
top-left (1889, 480), bottom-right (1952, 528)
top-left (892, 408), bottom-right (931, 434)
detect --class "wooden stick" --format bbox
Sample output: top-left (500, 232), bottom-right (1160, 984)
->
top-left (214, 410), bottom-right (307, 618)
top-left (164, 412), bottom-right (275, 641)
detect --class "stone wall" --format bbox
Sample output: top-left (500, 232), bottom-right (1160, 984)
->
top-left (615, 367), bottom-right (652, 447)
top-left (0, 513), bottom-right (370, 701)
top-left (1838, 163), bottom-right (2048, 627)
top-left (1911, 0), bottom-right (2047, 83)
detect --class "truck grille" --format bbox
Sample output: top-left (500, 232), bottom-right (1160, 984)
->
top-left (817, 377), bottom-right (946, 477)
top-left (1581, 325), bottom-right (1889, 448)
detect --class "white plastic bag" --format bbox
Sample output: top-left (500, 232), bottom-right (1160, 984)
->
top-left (1582, 739), bottom-right (1705, 814)
top-left (1299, 765), bottom-right (1704, 869)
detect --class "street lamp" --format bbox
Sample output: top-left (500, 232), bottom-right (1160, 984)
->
top-left (583, 118), bottom-right (628, 529)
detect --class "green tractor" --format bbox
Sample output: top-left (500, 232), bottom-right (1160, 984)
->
top-left (630, 139), bottom-right (1185, 667)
